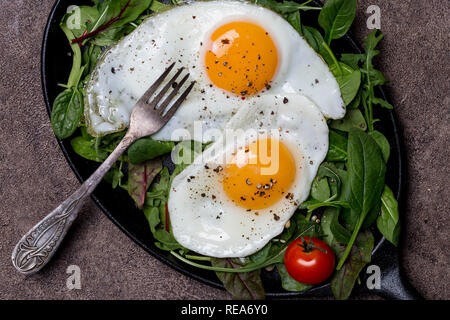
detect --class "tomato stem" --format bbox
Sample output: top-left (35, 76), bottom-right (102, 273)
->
top-left (296, 237), bottom-right (328, 254)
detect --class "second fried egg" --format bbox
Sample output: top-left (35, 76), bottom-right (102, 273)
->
top-left (168, 93), bottom-right (329, 257)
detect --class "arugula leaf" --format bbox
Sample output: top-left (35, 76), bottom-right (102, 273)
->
top-left (336, 129), bottom-right (385, 269)
top-left (340, 53), bottom-right (365, 69)
top-left (128, 138), bottom-right (175, 164)
top-left (377, 185), bottom-right (400, 246)
top-left (341, 30), bottom-right (393, 131)
top-left (211, 257), bottom-right (265, 300)
top-left (128, 158), bottom-right (162, 208)
top-left (318, 0), bottom-right (357, 45)
top-left (331, 229), bottom-right (374, 300)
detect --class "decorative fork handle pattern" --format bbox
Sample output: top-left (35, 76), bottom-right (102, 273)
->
top-left (11, 135), bottom-right (136, 275)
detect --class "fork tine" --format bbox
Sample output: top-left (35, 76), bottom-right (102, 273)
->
top-left (137, 62), bottom-right (175, 104)
top-left (162, 81), bottom-right (196, 121)
top-left (151, 67), bottom-right (185, 107)
top-left (157, 73), bottom-right (190, 114)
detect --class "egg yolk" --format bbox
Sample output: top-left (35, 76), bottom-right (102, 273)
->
top-left (223, 138), bottom-right (296, 210)
top-left (204, 21), bottom-right (278, 96)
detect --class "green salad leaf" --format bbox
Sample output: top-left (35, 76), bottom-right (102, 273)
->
top-left (331, 229), bottom-right (374, 300)
top-left (368, 130), bottom-right (390, 163)
top-left (128, 158), bottom-right (162, 208)
top-left (330, 109), bottom-right (367, 132)
top-left (51, 88), bottom-right (84, 139)
top-left (211, 257), bottom-right (265, 300)
top-left (128, 138), bottom-right (175, 164)
top-left (318, 0), bottom-right (357, 45)
top-left (277, 263), bottom-right (312, 292)
top-left (336, 129), bottom-right (386, 270)
top-left (377, 185), bottom-right (400, 246)
top-left (327, 130), bottom-right (348, 162)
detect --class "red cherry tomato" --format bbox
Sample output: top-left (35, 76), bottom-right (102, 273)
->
top-left (284, 236), bottom-right (335, 285)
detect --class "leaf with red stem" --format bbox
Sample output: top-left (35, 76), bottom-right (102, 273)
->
top-left (72, 0), bottom-right (152, 46)
top-left (128, 157), bottom-right (163, 209)
top-left (211, 257), bottom-right (265, 300)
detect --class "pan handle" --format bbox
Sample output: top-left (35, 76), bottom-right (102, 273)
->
top-left (369, 240), bottom-right (423, 300)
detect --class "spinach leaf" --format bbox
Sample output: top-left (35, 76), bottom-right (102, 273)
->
top-left (302, 26), bottom-right (335, 67)
top-left (330, 62), bottom-right (361, 106)
top-left (128, 138), bottom-right (175, 164)
top-left (361, 198), bottom-right (381, 229)
top-left (128, 158), bottom-right (162, 208)
top-left (51, 88), bottom-right (84, 139)
top-left (286, 10), bottom-right (302, 34)
top-left (154, 229), bottom-right (184, 251)
top-left (368, 130), bottom-right (390, 163)
top-left (277, 264), bottom-right (312, 292)
top-left (321, 208), bottom-right (351, 244)
top-left (70, 129), bottom-right (125, 162)
top-left (211, 257), bottom-right (265, 300)
top-left (331, 229), bottom-right (374, 300)
top-left (377, 185), bottom-right (400, 246)
top-left (330, 109), bottom-right (367, 132)
top-left (336, 129), bottom-right (385, 269)
top-left (51, 19), bottom-right (86, 140)
top-left (327, 130), bottom-right (348, 162)
top-left (112, 0), bottom-right (153, 28)
top-left (311, 175), bottom-right (331, 201)
top-left (318, 0), bottom-right (357, 45)
top-left (71, 134), bottom-right (104, 162)
top-left (150, 0), bottom-right (170, 12)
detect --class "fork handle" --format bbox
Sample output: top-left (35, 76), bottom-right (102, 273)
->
top-left (11, 134), bottom-right (136, 275)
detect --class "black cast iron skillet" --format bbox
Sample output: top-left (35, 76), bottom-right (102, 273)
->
top-left (41, 0), bottom-right (421, 299)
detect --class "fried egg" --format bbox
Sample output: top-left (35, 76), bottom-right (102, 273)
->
top-left (85, 0), bottom-right (344, 141)
top-left (168, 93), bottom-right (329, 257)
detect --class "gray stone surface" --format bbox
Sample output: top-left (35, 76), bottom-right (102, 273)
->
top-left (0, 0), bottom-right (448, 300)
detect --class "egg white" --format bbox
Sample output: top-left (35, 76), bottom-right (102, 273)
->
top-left (85, 0), bottom-right (344, 140)
top-left (168, 93), bottom-right (329, 257)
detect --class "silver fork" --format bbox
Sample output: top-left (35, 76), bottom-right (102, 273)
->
top-left (12, 63), bottom-right (195, 275)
